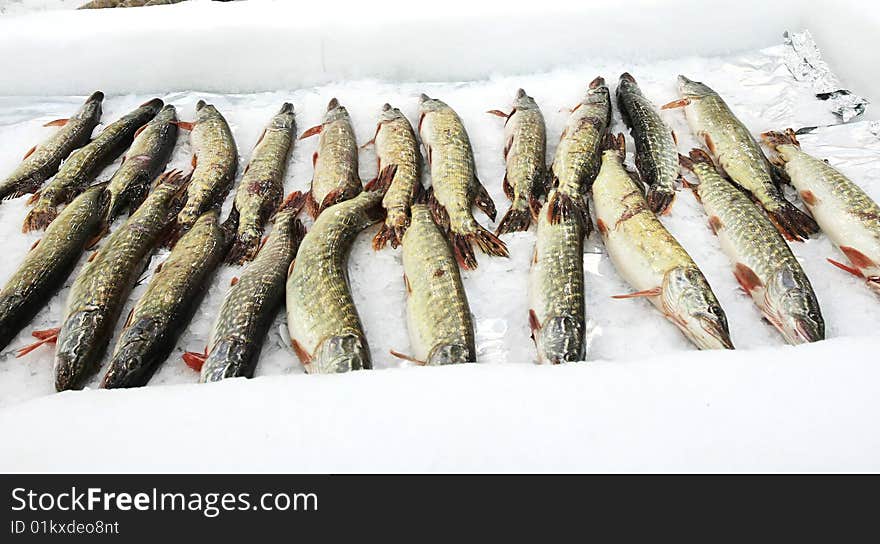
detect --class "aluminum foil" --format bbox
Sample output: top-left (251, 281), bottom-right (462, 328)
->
top-left (783, 30), bottom-right (869, 122)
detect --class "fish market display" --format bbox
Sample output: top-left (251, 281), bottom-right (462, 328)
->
top-left (369, 103), bottom-right (422, 250)
top-left (227, 103), bottom-right (296, 264)
top-left (395, 192), bottom-right (475, 365)
top-left (106, 104), bottom-right (179, 220)
top-left (488, 88), bottom-right (546, 234)
top-left (528, 188), bottom-right (587, 364)
top-left (418, 94), bottom-right (507, 269)
top-left (592, 135), bottom-right (733, 350)
top-left (616, 73), bottom-right (679, 214)
top-left (680, 149), bottom-right (824, 344)
top-left (102, 209), bottom-right (236, 388)
top-left (763, 129), bottom-right (880, 293)
top-left (23, 98), bottom-right (162, 232)
top-left (0, 91), bottom-right (103, 202)
top-left (43, 171), bottom-right (189, 391)
top-left (194, 193), bottom-right (306, 382)
top-left (548, 76), bottom-right (611, 225)
top-left (300, 98), bottom-right (361, 218)
top-left (175, 100), bottom-right (238, 234)
top-left (2, 184), bottom-right (108, 353)
top-left (663, 76), bottom-right (819, 240)
top-left (286, 166), bottom-right (396, 374)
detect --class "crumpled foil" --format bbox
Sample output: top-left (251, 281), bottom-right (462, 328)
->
top-left (783, 30), bottom-right (869, 122)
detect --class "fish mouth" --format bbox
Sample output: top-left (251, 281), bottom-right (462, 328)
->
top-left (589, 76), bottom-right (605, 89)
top-left (515, 88), bottom-right (527, 99)
top-left (87, 90), bottom-right (104, 102)
top-left (792, 316), bottom-right (825, 344)
top-left (279, 102), bottom-right (294, 114)
top-left (427, 343), bottom-right (474, 365)
top-left (195, 99), bottom-right (207, 111)
top-left (381, 103), bottom-right (392, 111)
top-left (327, 97), bottom-right (340, 111)
top-left (696, 314), bottom-right (734, 350)
top-left (619, 72), bottom-right (636, 84)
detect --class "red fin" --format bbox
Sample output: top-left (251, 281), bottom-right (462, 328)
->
top-left (133, 123), bottom-right (148, 139)
top-left (671, 130), bottom-right (678, 145)
top-left (154, 261), bottom-right (163, 274)
top-left (708, 215), bottom-right (722, 235)
top-left (43, 119), bottom-right (68, 127)
top-left (661, 98), bottom-right (691, 110)
top-left (403, 273), bottom-right (411, 294)
top-left (734, 263), bottom-right (763, 293)
top-left (123, 308), bottom-right (134, 329)
top-left (299, 125), bottom-right (323, 139)
top-left (389, 349), bottom-right (426, 365)
top-left (15, 327), bottom-right (60, 358)
top-left (528, 309), bottom-right (541, 335)
top-left (474, 178), bottom-right (497, 221)
top-left (182, 348), bottom-right (207, 372)
top-left (87, 250), bottom-right (99, 263)
top-left (84, 224), bottom-right (108, 250)
top-left (359, 137), bottom-right (375, 150)
top-left (800, 190), bottom-right (818, 206)
top-left (287, 259), bottom-right (296, 278)
top-left (827, 258), bottom-right (863, 278)
top-left (704, 133), bottom-right (717, 156)
top-left (22, 145), bottom-right (37, 161)
top-left (230, 276), bottom-right (239, 286)
top-left (30, 238), bottom-right (41, 250)
top-left (611, 287), bottom-right (662, 299)
top-left (596, 218), bottom-right (608, 235)
top-left (487, 109), bottom-right (510, 118)
top-left (291, 339), bottom-right (312, 365)
top-left (502, 174), bottom-right (513, 200)
top-left (840, 246), bottom-right (876, 270)
top-left (174, 121), bottom-right (194, 131)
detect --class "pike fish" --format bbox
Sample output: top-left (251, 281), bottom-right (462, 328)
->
top-left (394, 193), bottom-right (475, 365)
top-left (300, 98), bottom-right (361, 218)
top-left (592, 134), bottom-right (733, 350)
top-left (680, 149), bottom-right (824, 344)
top-left (616, 72), bottom-right (679, 214)
top-left (663, 76), bottom-right (819, 240)
top-left (0, 91), bottom-right (103, 201)
top-left (45, 171), bottom-right (189, 391)
top-left (175, 100), bottom-right (238, 234)
top-left (548, 76), bottom-right (611, 226)
top-left (488, 88), bottom-right (546, 234)
top-left (528, 189), bottom-right (587, 364)
top-left (3, 184), bottom-right (108, 353)
top-left (286, 165), bottom-right (396, 374)
top-left (764, 129), bottom-right (880, 294)
top-left (227, 103), bottom-right (296, 264)
top-left (369, 103), bottom-right (422, 250)
top-left (193, 193), bottom-right (306, 382)
top-left (101, 209), bottom-right (237, 388)
top-left (24, 98), bottom-right (163, 232)
top-left (418, 94), bottom-right (507, 269)
top-left (106, 104), bottom-right (179, 220)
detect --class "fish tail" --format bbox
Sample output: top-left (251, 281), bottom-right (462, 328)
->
top-left (473, 224), bottom-right (509, 258)
top-left (21, 202), bottom-right (58, 232)
top-left (646, 186), bottom-right (675, 215)
top-left (760, 129), bottom-right (800, 150)
top-left (364, 164), bottom-right (398, 194)
top-left (767, 199), bottom-right (820, 241)
top-left (547, 190), bottom-right (592, 234)
top-left (495, 204), bottom-right (532, 234)
top-left (226, 232), bottom-right (259, 264)
top-left (279, 190), bottom-right (307, 215)
top-left (451, 232), bottom-right (479, 270)
top-left (372, 223), bottom-right (395, 251)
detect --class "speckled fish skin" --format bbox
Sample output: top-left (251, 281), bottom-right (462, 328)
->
top-left (0, 184), bottom-right (108, 352)
top-left (102, 209), bottom-right (236, 389)
top-left (106, 104), bottom-right (178, 221)
top-left (548, 76), bottom-right (610, 226)
top-left (54, 170), bottom-right (189, 391)
top-left (493, 88), bottom-right (546, 235)
top-left (302, 98), bottom-right (361, 218)
top-left (371, 103), bottom-right (421, 250)
top-left (176, 100), bottom-right (238, 232)
top-left (418, 94), bottom-right (507, 269)
top-left (286, 168), bottom-right (395, 374)
top-left (592, 136), bottom-right (733, 350)
top-left (227, 103), bottom-right (296, 264)
top-left (616, 73), bottom-right (678, 214)
top-left (0, 91), bottom-right (103, 201)
top-left (199, 195), bottom-right (305, 382)
top-left (528, 189), bottom-right (586, 364)
top-left (24, 98), bottom-right (163, 232)
top-left (763, 130), bottom-right (880, 294)
top-left (400, 202), bottom-right (475, 365)
top-left (682, 149), bottom-right (824, 344)
top-left (670, 76), bottom-right (818, 241)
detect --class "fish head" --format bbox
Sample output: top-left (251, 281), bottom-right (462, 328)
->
top-left (511, 88), bottom-right (539, 111)
top-left (417, 93), bottom-right (447, 114)
top-left (323, 97), bottom-right (350, 123)
top-left (583, 77), bottom-right (610, 107)
top-left (677, 75), bottom-right (715, 99)
top-left (765, 268), bottom-right (825, 344)
top-left (662, 267), bottom-right (734, 350)
top-left (200, 338), bottom-right (256, 381)
top-left (101, 318), bottom-right (162, 388)
top-left (535, 316), bottom-right (585, 364)
top-left (195, 101), bottom-right (220, 123)
top-left (74, 91), bottom-right (104, 121)
top-left (152, 104), bottom-right (178, 125)
top-left (54, 310), bottom-right (106, 391)
top-left (377, 103), bottom-right (406, 123)
top-left (270, 102), bottom-right (296, 129)
top-left (427, 343), bottom-right (474, 366)
top-left (139, 98), bottom-right (164, 116)
top-left (312, 333), bottom-right (370, 373)
top-left (616, 72), bottom-right (641, 95)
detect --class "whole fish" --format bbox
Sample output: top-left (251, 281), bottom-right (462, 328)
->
top-left (764, 129), bottom-right (880, 294)
top-left (370, 103), bottom-right (422, 250)
top-left (106, 104), bottom-right (179, 220)
top-left (680, 148), bottom-right (824, 344)
top-left (286, 165), bottom-right (396, 374)
top-left (548, 76), bottom-right (611, 226)
top-left (23, 98), bottom-right (163, 232)
top-left (0, 91), bottom-right (103, 201)
top-left (3, 184), bottom-right (108, 353)
top-left (418, 94), bottom-right (507, 269)
top-left (175, 100), bottom-right (238, 234)
top-left (488, 88), bottom-right (546, 234)
top-left (616, 73), bottom-right (679, 214)
top-left (299, 98), bottom-right (361, 218)
top-left (663, 76), bottom-right (818, 240)
top-left (101, 209), bottom-right (237, 388)
top-left (592, 134), bottom-right (733, 350)
top-left (50, 170), bottom-right (189, 391)
top-left (528, 189), bottom-right (586, 364)
top-left (193, 194), bottom-right (305, 382)
top-left (227, 103), bottom-right (296, 264)
top-left (395, 194), bottom-right (475, 365)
